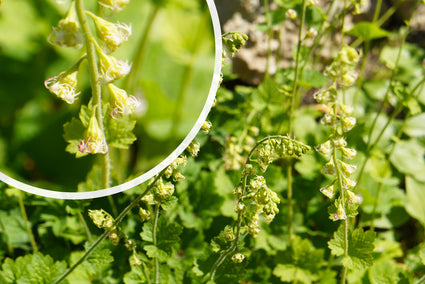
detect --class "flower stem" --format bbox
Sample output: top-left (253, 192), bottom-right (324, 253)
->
top-left (54, 171), bottom-right (165, 284)
top-left (75, 0), bottom-right (111, 190)
top-left (18, 194), bottom-right (38, 253)
top-left (285, 0), bottom-right (306, 244)
top-left (123, 4), bottom-right (160, 92)
top-left (153, 204), bottom-right (160, 284)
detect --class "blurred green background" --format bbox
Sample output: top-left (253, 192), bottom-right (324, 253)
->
top-left (0, 0), bottom-right (215, 192)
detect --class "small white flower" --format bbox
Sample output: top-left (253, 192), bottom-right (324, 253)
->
top-left (286, 9), bottom-right (297, 20)
top-left (306, 27), bottom-right (317, 38)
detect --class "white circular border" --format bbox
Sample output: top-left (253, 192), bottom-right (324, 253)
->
top-left (0, 0), bottom-right (222, 199)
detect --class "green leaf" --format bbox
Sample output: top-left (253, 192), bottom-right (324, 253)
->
top-left (328, 226), bottom-right (375, 270)
top-left (0, 253), bottom-right (67, 284)
top-left (390, 139), bottom-right (425, 182)
top-left (405, 176), bottom-right (425, 226)
top-left (81, 242), bottom-right (114, 276)
top-left (273, 264), bottom-right (314, 284)
top-left (420, 245), bottom-right (425, 265)
top-left (348, 22), bottom-right (389, 41)
top-left (404, 113), bottom-right (425, 137)
top-left (273, 236), bottom-right (323, 283)
top-left (368, 259), bottom-right (400, 284)
top-left (123, 265), bottom-right (147, 284)
top-left (143, 245), bottom-right (169, 261)
top-left (105, 115), bottom-right (137, 149)
top-left (298, 69), bottom-right (330, 88)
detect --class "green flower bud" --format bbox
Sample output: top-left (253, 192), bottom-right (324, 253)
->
top-left (79, 111), bottom-right (108, 154)
top-left (45, 70), bottom-right (80, 104)
top-left (108, 84), bottom-right (140, 118)
top-left (87, 12), bottom-right (131, 53)
top-left (286, 9), bottom-right (297, 20)
top-left (346, 190), bottom-right (362, 204)
top-left (139, 208), bottom-right (150, 222)
top-left (338, 46), bottom-right (360, 66)
top-left (333, 201), bottom-right (347, 221)
top-left (316, 140), bottom-right (332, 156)
top-left (320, 183), bottom-right (336, 199)
top-left (341, 116), bottom-right (356, 132)
top-left (88, 209), bottom-right (115, 230)
top-left (201, 121), bottom-right (212, 134)
top-left (231, 253), bottom-right (245, 263)
top-left (341, 147), bottom-right (357, 160)
top-left (306, 27), bottom-right (317, 38)
top-left (338, 160), bottom-right (357, 177)
top-left (130, 253), bottom-right (142, 266)
top-left (98, 0), bottom-right (130, 12)
top-left (314, 87), bottom-right (337, 105)
top-left (333, 137), bottom-right (347, 148)
top-left (97, 45), bottom-right (132, 83)
top-left (187, 141), bottom-right (200, 157)
top-left (48, 3), bottom-right (82, 48)
top-left (109, 230), bottom-right (120, 245)
top-left (321, 161), bottom-right (336, 176)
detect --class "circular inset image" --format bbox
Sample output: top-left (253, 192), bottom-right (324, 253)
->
top-left (0, 0), bottom-right (221, 199)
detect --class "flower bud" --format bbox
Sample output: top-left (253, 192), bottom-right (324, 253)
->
top-left (333, 137), bottom-right (347, 148)
top-left (201, 121), bottom-right (212, 134)
top-left (88, 12), bottom-right (131, 53)
top-left (346, 190), bottom-right (362, 204)
top-left (48, 3), bottom-right (82, 48)
top-left (88, 209), bottom-right (115, 230)
top-left (187, 141), bottom-right (200, 157)
top-left (98, 0), bottom-right (130, 12)
top-left (130, 253), bottom-right (142, 266)
top-left (320, 183), bottom-right (336, 199)
top-left (321, 161), bottom-right (336, 176)
top-left (338, 46), bottom-right (360, 66)
top-left (97, 46), bottom-right (132, 83)
top-left (172, 170), bottom-right (185, 182)
top-left (338, 160), bottom-right (357, 177)
top-left (45, 70), bottom-right (80, 104)
top-left (79, 111), bottom-right (108, 154)
top-left (231, 253), bottom-right (245, 263)
top-left (316, 140), bottom-right (332, 156)
top-left (341, 147), bottom-right (357, 160)
top-left (314, 87), bottom-right (337, 105)
top-left (286, 9), bottom-right (297, 20)
top-left (108, 84), bottom-right (140, 118)
top-left (139, 208), bottom-right (150, 222)
top-left (141, 194), bottom-right (154, 204)
top-left (339, 104), bottom-right (353, 116)
top-left (306, 27), bottom-right (317, 38)
top-left (250, 176), bottom-right (266, 190)
top-left (342, 116), bottom-right (356, 132)
top-left (333, 201), bottom-right (347, 221)
top-left (341, 175), bottom-right (356, 190)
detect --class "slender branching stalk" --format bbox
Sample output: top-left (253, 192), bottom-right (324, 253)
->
top-left (54, 171), bottom-right (165, 284)
top-left (18, 194), bottom-right (38, 253)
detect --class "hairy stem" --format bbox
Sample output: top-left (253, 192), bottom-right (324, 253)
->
top-left (153, 204), bottom-right (160, 284)
top-left (75, 0), bottom-right (111, 190)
